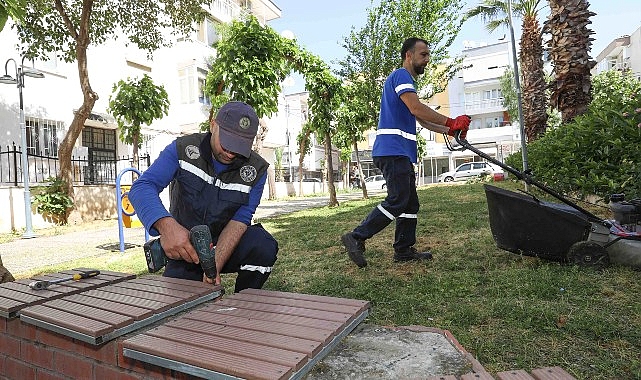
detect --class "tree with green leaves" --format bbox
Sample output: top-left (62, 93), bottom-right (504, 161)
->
top-left (0, 0), bottom-right (25, 31)
top-left (205, 15), bottom-right (344, 205)
top-left (14, 0), bottom-right (209, 201)
top-left (334, 81), bottom-right (372, 198)
top-left (108, 74), bottom-right (169, 170)
top-left (337, 0), bottom-right (466, 139)
top-left (465, 0), bottom-right (548, 142)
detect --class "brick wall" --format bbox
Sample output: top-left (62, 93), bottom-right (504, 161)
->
top-left (0, 314), bottom-right (193, 380)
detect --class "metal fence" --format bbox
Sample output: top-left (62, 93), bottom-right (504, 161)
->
top-left (0, 142), bottom-right (150, 186)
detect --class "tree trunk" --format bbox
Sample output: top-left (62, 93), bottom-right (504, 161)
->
top-left (254, 118), bottom-right (275, 199)
top-left (324, 133), bottom-right (338, 207)
top-left (0, 256), bottom-right (15, 283)
top-left (520, 15), bottom-right (548, 142)
top-left (353, 140), bottom-right (368, 199)
top-left (132, 133), bottom-right (140, 170)
top-left (545, 0), bottom-right (596, 123)
top-left (58, 41), bottom-right (98, 204)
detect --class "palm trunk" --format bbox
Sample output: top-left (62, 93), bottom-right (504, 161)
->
top-left (545, 0), bottom-right (596, 123)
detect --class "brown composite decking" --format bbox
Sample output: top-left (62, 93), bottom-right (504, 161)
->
top-left (122, 288), bottom-right (371, 380)
top-left (18, 274), bottom-right (223, 344)
top-left (0, 268), bottom-right (135, 318)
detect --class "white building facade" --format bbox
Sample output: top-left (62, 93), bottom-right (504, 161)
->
top-left (0, 0), bottom-right (281, 232)
top-left (592, 25), bottom-right (641, 80)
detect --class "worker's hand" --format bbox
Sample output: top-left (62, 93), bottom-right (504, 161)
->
top-left (446, 115), bottom-right (471, 139)
top-left (203, 272), bottom-right (221, 286)
top-left (155, 218), bottom-right (200, 264)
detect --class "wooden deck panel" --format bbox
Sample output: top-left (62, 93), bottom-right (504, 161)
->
top-left (184, 309), bottom-right (336, 344)
top-left (17, 275), bottom-right (223, 344)
top-left (123, 289), bottom-right (370, 380)
top-left (162, 317), bottom-right (324, 357)
top-left (123, 333), bottom-right (293, 380)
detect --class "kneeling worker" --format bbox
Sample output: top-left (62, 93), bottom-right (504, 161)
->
top-left (129, 101), bottom-right (278, 293)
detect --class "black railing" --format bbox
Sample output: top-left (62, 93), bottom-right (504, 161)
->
top-left (0, 142), bottom-right (150, 186)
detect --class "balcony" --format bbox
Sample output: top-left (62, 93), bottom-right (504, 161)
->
top-left (465, 98), bottom-right (505, 114)
top-left (208, 0), bottom-right (249, 23)
top-left (208, 0), bottom-right (281, 24)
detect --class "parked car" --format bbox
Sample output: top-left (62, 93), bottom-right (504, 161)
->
top-left (438, 162), bottom-right (505, 182)
top-left (364, 175), bottom-right (386, 190)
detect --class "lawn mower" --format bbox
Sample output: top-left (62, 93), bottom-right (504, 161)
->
top-left (445, 131), bottom-right (641, 269)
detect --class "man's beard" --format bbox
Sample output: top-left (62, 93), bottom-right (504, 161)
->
top-left (414, 64), bottom-right (425, 75)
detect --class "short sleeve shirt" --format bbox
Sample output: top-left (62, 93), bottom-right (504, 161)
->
top-left (372, 68), bottom-right (418, 163)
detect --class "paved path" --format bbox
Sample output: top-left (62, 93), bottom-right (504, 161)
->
top-left (1, 190), bottom-right (384, 276)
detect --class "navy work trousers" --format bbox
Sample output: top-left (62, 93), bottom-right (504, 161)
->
top-left (353, 156), bottom-right (419, 253)
top-left (163, 224), bottom-right (278, 293)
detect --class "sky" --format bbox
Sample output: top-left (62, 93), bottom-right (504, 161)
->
top-left (267, 0), bottom-right (641, 93)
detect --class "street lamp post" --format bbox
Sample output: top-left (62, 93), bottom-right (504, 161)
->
top-left (1, 57), bottom-right (45, 238)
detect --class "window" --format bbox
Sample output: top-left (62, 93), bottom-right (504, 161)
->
top-left (25, 119), bottom-right (40, 155)
top-left (179, 66), bottom-right (196, 104)
top-left (197, 68), bottom-right (211, 105)
top-left (197, 17), bottom-right (220, 47)
top-left (484, 116), bottom-right (504, 129)
top-left (24, 117), bottom-right (63, 156)
top-left (42, 120), bottom-right (59, 156)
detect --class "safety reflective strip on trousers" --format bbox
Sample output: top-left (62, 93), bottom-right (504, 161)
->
top-left (240, 265), bottom-right (273, 274)
top-left (377, 204), bottom-right (417, 221)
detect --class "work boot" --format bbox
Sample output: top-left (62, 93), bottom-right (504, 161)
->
top-left (341, 232), bottom-right (367, 268)
top-left (393, 247), bottom-right (433, 263)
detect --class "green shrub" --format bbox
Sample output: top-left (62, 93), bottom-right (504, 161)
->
top-left (506, 70), bottom-right (641, 200)
top-left (32, 177), bottom-right (74, 224)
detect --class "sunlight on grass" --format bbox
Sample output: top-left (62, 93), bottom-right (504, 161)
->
top-left (9, 181), bottom-right (640, 379)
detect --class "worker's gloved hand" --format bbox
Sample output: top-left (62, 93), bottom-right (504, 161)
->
top-left (446, 115), bottom-right (471, 139)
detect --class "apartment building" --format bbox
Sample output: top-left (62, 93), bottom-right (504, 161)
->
top-left (592, 25), bottom-right (641, 80)
top-left (0, 0), bottom-right (280, 232)
top-left (428, 40), bottom-right (522, 181)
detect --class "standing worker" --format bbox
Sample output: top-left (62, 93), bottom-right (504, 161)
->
top-left (341, 37), bottom-right (471, 267)
top-left (129, 101), bottom-right (278, 292)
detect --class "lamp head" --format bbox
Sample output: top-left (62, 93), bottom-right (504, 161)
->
top-left (22, 67), bottom-right (45, 79)
top-left (0, 74), bottom-right (17, 85)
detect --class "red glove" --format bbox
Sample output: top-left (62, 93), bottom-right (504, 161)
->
top-left (446, 115), bottom-right (471, 139)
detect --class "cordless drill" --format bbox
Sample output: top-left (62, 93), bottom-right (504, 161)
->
top-left (143, 225), bottom-right (217, 279)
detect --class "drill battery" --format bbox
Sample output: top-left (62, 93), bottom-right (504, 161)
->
top-left (143, 225), bottom-right (216, 278)
top-left (143, 237), bottom-right (167, 273)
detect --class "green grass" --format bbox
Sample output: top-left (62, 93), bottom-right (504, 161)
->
top-left (6, 182), bottom-right (641, 379)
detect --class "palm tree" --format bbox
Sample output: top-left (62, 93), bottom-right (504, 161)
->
top-left (465, 0), bottom-right (548, 142)
top-left (544, 0), bottom-right (596, 123)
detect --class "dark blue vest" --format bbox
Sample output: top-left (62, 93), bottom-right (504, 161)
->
top-left (170, 133), bottom-right (268, 237)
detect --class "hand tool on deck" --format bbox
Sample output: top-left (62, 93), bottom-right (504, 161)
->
top-left (28, 269), bottom-right (101, 290)
top-left (143, 225), bottom-right (217, 278)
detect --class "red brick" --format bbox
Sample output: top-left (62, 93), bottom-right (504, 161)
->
top-left (93, 363), bottom-right (144, 380)
top-left (0, 354), bottom-right (5, 376)
top-left (36, 329), bottom-right (81, 355)
top-left (81, 340), bottom-right (117, 366)
top-left (35, 369), bottom-right (68, 380)
top-left (0, 335), bottom-right (20, 358)
top-left (53, 350), bottom-right (93, 379)
top-left (0, 317), bottom-right (6, 333)
top-left (21, 343), bottom-right (54, 371)
top-left (6, 319), bottom-right (37, 341)
top-left (5, 357), bottom-right (36, 380)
